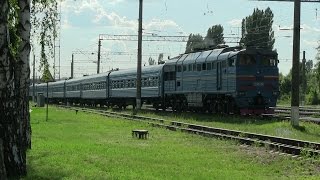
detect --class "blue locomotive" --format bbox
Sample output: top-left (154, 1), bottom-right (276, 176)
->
top-left (30, 46), bottom-right (279, 115)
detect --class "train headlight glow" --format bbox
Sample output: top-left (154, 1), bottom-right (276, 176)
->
top-left (237, 91), bottom-right (246, 96)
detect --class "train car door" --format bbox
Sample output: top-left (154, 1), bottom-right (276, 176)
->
top-left (216, 62), bottom-right (222, 90)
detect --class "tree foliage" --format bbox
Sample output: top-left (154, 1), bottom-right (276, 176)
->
top-left (240, 7), bottom-right (275, 50)
top-left (31, 0), bottom-right (58, 82)
top-left (185, 33), bottom-right (204, 53)
top-left (204, 25), bottom-right (225, 48)
top-left (279, 45), bottom-right (320, 105)
top-left (185, 25), bottom-right (225, 53)
top-left (315, 44), bottom-right (320, 90)
top-left (148, 57), bottom-right (155, 65)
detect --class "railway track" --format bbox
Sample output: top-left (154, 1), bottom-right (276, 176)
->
top-left (272, 106), bottom-right (320, 124)
top-left (57, 105), bottom-right (320, 158)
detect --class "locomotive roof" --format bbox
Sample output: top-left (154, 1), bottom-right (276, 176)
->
top-left (165, 48), bottom-right (235, 65)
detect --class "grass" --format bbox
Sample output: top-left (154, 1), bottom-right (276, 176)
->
top-left (118, 107), bottom-right (320, 143)
top-left (25, 106), bottom-right (320, 179)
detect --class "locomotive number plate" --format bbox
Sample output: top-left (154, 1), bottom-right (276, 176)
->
top-left (253, 82), bottom-right (264, 86)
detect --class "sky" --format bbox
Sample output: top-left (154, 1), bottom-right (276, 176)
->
top-left (32, 0), bottom-right (320, 79)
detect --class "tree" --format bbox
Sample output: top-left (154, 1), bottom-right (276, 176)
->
top-left (0, 0), bottom-right (27, 177)
top-left (148, 57), bottom-right (156, 65)
top-left (185, 33), bottom-right (204, 53)
top-left (204, 25), bottom-right (225, 48)
top-left (0, 0), bottom-right (57, 178)
top-left (240, 7), bottom-right (275, 50)
top-left (316, 44), bottom-right (320, 90)
top-left (157, 53), bottom-right (165, 64)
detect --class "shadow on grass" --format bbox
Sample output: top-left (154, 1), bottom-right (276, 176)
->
top-left (291, 125), bottom-right (320, 139)
top-left (25, 164), bottom-right (68, 180)
top-left (111, 107), bottom-right (281, 126)
top-left (293, 125), bottom-right (306, 132)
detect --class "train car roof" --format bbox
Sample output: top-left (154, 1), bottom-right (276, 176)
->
top-left (65, 72), bottom-right (109, 83)
top-left (110, 64), bottom-right (164, 77)
top-left (48, 80), bottom-right (66, 85)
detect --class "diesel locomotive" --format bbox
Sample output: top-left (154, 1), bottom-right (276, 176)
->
top-left (31, 46), bottom-right (279, 115)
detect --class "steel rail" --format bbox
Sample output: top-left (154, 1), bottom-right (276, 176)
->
top-left (57, 105), bottom-right (320, 157)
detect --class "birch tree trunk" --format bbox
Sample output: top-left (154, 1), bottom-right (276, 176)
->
top-left (0, 0), bottom-right (27, 177)
top-left (17, 0), bottom-right (32, 151)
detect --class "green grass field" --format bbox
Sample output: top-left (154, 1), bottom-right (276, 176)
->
top-left (119, 108), bottom-right (320, 143)
top-left (25, 106), bottom-right (320, 179)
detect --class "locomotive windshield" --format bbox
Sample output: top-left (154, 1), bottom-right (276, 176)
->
top-left (239, 54), bottom-right (256, 66)
top-left (260, 55), bottom-right (277, 66)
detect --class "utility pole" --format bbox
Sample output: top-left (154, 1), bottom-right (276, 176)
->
top-left (136, 0), bottom-right (143, 110)
top-left (33, 54), bottom-right (36, 102)
top-left (291, 0), bottom-right (301, 126)
top-left (97, 39), bottom-right (101, 74)
top-left (71, 54), bottom-right (74, 79)
top-left (301, 51), bottom-right (306, 105)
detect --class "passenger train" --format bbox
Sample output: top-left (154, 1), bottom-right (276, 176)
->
top-left (30, 46), bottom-right (279, 115)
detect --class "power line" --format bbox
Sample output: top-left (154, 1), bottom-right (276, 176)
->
top-left (98, 34), bottom-right (240, 44)
top-left (252, 0), bottom-right (320, 2)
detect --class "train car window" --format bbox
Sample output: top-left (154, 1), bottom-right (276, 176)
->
top-left (183, 65), bottom-right (187, 72)
top-left (261, 55), bottom-right (277, 66)
top-left (177, 81), bottom-right (181, 87)
top-left (202, 63), bottom-right (206, 71)
top-left (207, 63), bottom-right (212, 70)
top-left (193, 64), bottom-right (196, 71)
top-left (239, 54), bottom-right (256, 66)
top-left (228, 57), bottom-right (236, 67)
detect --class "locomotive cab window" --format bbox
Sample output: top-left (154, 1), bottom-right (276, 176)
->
top-left (228, 57), bottom-right (236, 67)
top-left (239, 54), bottom-right (256, 66)
top-left (261, 55), bottom-right (277, 67)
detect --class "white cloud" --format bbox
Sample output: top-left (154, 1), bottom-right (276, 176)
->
top-left (61, 0), bottom-right (184, 35)
top-left (302, 39), bottom-right (319, 47)
top-left (228, 19), bottom-right (242, 26)
top-left (301, 24), bottom-right (320, 33)
top-left (62, 18), bottom-right (72, 30)
top-left (108, 0), bottom-right (124, 5)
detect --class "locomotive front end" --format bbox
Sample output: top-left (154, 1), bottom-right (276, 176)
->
top-left (235, 49), bottom-right (279, 115)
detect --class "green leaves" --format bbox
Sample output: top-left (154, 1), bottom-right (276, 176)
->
top-left (185, 25), bottom-right (225, 53)
top-left (204, 25), bottom-right (225, 48)
top-left (241, 7), bottom-right (275, 50)
top-left (185, 34), bottom-right (205, 53)
top-left (31, 0), bottom-right (58, 82)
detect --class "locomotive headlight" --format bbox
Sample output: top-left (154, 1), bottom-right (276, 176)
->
top-left (272, 91), bottom-right (279, 96)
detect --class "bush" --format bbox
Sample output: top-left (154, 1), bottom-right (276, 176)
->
top-left (306, 90), bottom-right (319, 105)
